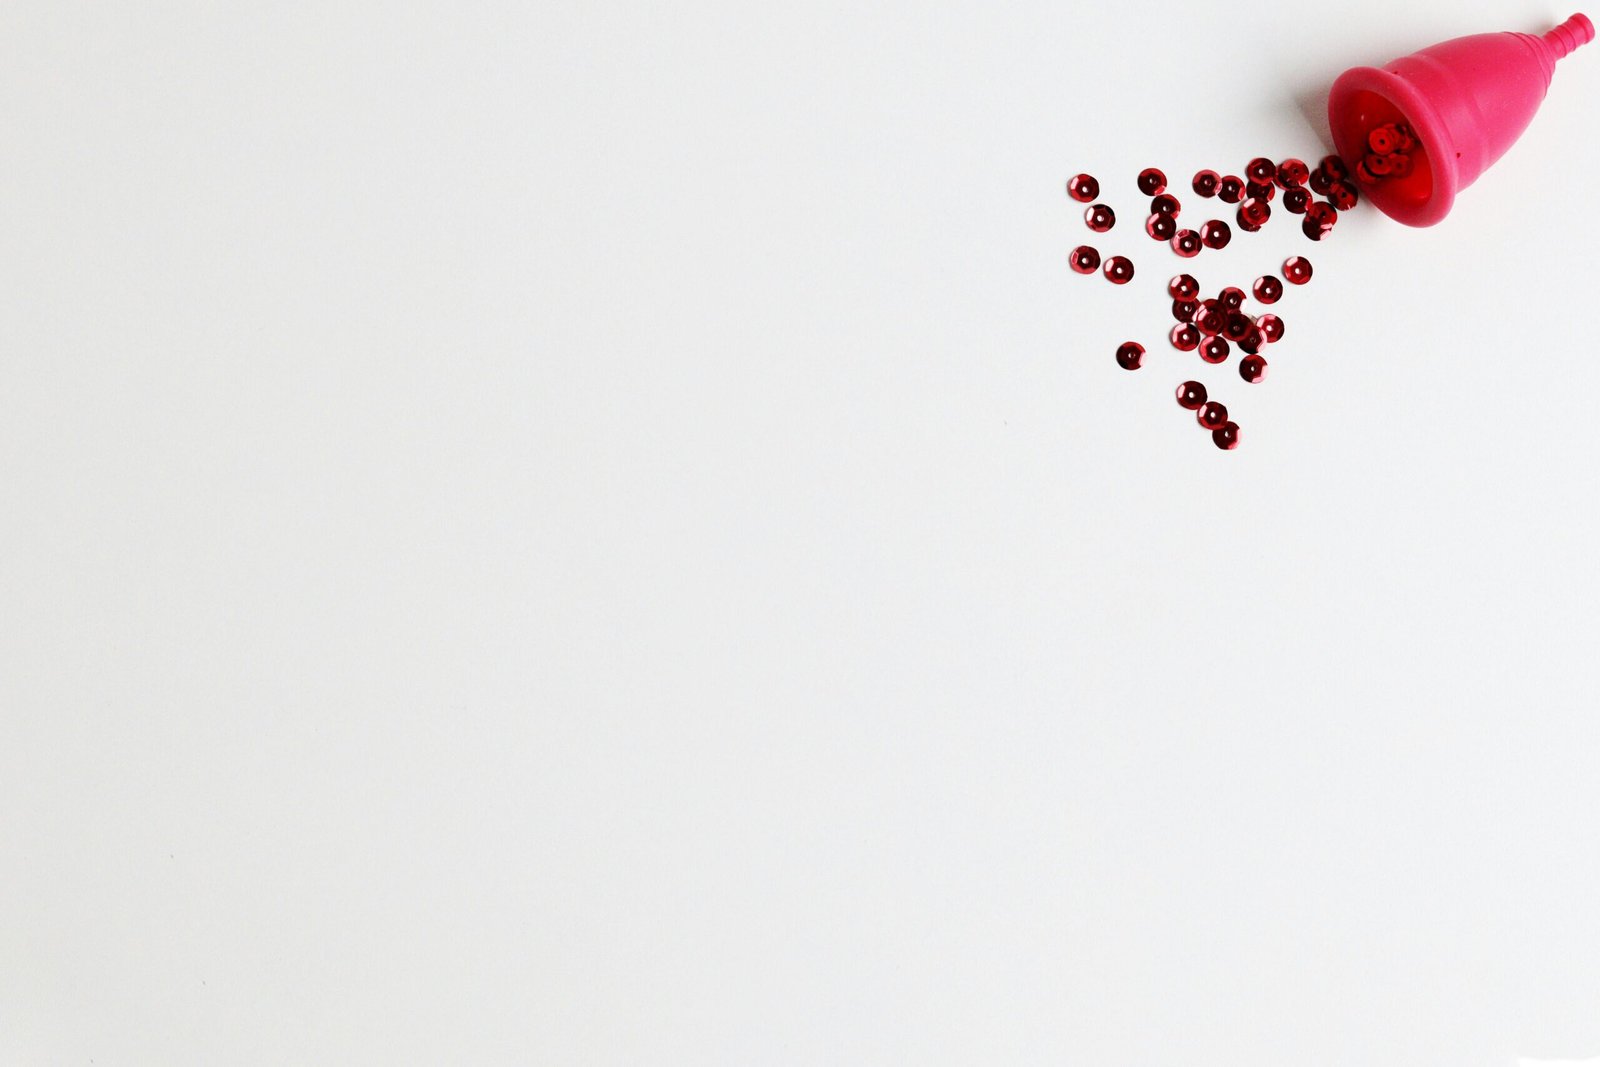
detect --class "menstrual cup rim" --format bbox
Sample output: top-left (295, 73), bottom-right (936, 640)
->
top-left (1328, 65), bottom-right (1457, 227)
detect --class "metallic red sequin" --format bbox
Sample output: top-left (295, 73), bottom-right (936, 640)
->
top-left (1199, 337), bottom-right (1230, 364)
top-left (1276, 158), bottom-right (1309, 188)
top-left (1200, 219), bottom-right (1232, 249)
top-left (1212, 421), bottom-right (1240, 449)
top-left (1328, 182), bottom-right (1359, 211)
top-left (1103, 255), bottom-right (1134, 283)
top-left (1067, 174), bottom-right (1098, 202)
top-left (1138, 168), bottom-right (1167, 196)
top-left (1192, 170), bottom-right (1220, 198)
top-left (1252, 275), bottom-right (1283, 304)
top-left (1176, 380), bottom-right (1207, 410)
top-left (1069, 246), bottom-right (1100, 274)
top-left (1168, 273), bottom-right (1200, 299)
top-left (1170, 230), bottom-right (1201, 258)
top-left (1146, 212), bottom-right (1176, 240)
top-left (1218, 176), bottom-right (1245, 204)
top-left (1368, 127), bottom-right (1397, 154)
top-left (1239, 198), bottom-right (1271, 229)
top-left (1257, 313), bottom-right (1284, 342)
top-left (1238, 327), bottom-right (1263, 355)
top-left (1218, 287), bottom-right (1245, 311)
top-left (1309, 169), bottom-right (1333, 195)
top-left (1197, 401), bottom-right (1229, 430)
top-left (1085, 203), bottom-right (1115, 232)
top-left (1318, 154), bottom-right (1349, 181)
top-left (1247, 157), bottom-right (1276, 184)
top-left (1193, 302), bottom-right (1224, 336)
top-left (1301, 216), bottom-right (1328, 240)
top-left (1282, 187), bottom-right (1310, 214)
top-left (1172, 297), bottom-right (1198, 322)
top-left (1240, 354), bottom-right (1268, 382)
top-left (1246, 180), bottom-right (1276, 203)
top-left (1170, 324), bottom-right (1200, 351)
top-left (1151, 193), bottom-right (1181, 216)
top-left (1223, 311), bottom-right (1251, 342)
top-left (1116, 341), bottom-right (1145, 370)
top-left (1282, 256), bottom-right (1312, 284)
top-left (1306, 202), bottom-right (1336, 228)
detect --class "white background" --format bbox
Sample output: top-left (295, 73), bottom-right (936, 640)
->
top-left (4, 1), bottom-right (1599, 1063)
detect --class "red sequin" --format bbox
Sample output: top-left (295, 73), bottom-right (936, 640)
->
top-left (1276, 158), bottom-right (1309, 188)
top-left (1238, 327), bottom-right (1263, 355)
top-left (1212, 421), bottom-right (1240, 450)
top-left (1170, 324), bottom-right (1200, 351)
top-left (1238, 198), bottom-right (1271, 229)
top-left (1085, 204), bottom-right (1115, 232)
top-left (1103, 255), bottom-right (1134, 283)
top-left (1218, 287), bottom-right (1245, 311)
top-left (1309, 169), bottom-right (1334, 195)
top-left (1306, 202), bottom-right (1336, 228)
top-left (1257, 313), bottom-right (1284, 342)
top-left (1247, 157), bottom-right (1276, 185)
top-left (1069, 246), bottom-right (1100, 274)
top-left (1194, 303), bottom-right (1225, 336)
top-left (1172, 297), bottom-right (1198, 322)
top-left (1200, 219), bottom-right (1232, 249)
top-left (1146, 212), bottom-right (1176, 240)
top-left (1239, 354), bottom-right (1268, 382)
top-left (1170, 230), bottom-right (1201, 258)
top-left (1282, 256), bottom-right (1312, 284)
top-left (1223, 311), bottom-right (1251, 342)
top-left (1151, 193), bottom-right (1181, 216)
top-left (1328, 182), bottom-right (1359, 211)
top-left (1252, 275), bottom-right (1283, 304)
top-left (1168, 273), bottom-right (1200, 299)
top-left (1116, 341), bottom-right (1145, 370)
top-left (1192, 170), bottom-right (1220, 198)
top-left (1282, 187), bottom-right (1310, 214)
top-left (1218, 176), bottom-right (1245, 204)
top-left (1197, 401), bottom-right (1229, 430)
top-left (1246, 180), bottom-right (1276, 203)
top-left (1318, 154), bottom-right (1349, 181)
top-left (1067, 174), bottom-right (1099, 202)
top-left (1138, 168), bottom-right (1167, 196)
top-left (1368, 127), bottom-right (1397, 154)
top-left (1199, 337), bottom-right (1230, 364)
top-left (1301, 216), bottom-right (1328, 240)
top-left (1176, 380), bottom-right (1208, 410)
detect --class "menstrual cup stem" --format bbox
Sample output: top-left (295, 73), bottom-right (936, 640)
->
top-left (1542, 12), bottom-right (1594, 59)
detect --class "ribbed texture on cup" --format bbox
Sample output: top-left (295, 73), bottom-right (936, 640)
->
top-left (1543, 13), bottom-right (1594, 59)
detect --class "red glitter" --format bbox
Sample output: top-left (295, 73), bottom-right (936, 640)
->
top-left (1104, 255), bottom-right (1134, 283)
top-left (1116, 341), bottom-right (1145, 370)
top-left (1067, 174), bottom-right (1099, 202)
top-left (1138, 168), bottom-right (1167, 196)
top-left (1252, 275), bottom-right (1283, 304)
top-left (1176, 380), bottom-right (1208, 409)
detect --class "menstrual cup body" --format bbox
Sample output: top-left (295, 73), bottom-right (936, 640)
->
top-left (1328, 15), bottom-right (1594, 227)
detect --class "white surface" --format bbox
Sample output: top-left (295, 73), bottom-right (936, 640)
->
top-left (4, 1), bottom-right (1600, 1064)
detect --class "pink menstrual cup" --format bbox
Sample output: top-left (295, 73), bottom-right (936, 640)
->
top-left (1327, 14), bottom-right (1594, 227)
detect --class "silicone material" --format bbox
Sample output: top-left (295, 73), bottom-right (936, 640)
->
top-left (1327, 14), bottom-right (1594, 227)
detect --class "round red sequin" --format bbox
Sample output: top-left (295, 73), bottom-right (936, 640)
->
top-left (1282, 187), bottom-right (1310, 214)
top-left (1212, 421), bottom-right (1240, 450)
top-left (1137, 168), bottom-right (1167, 196)
top-left (1239, 198), bottom-right (1271, 228)
top-left (1170, 230), bottom-right (1201, 258)
top-left (1301, 216), bottom-right (1328, 240)
top-left (1199, 337), bottom-right (1230, 364)
top-left (1069, 246), bottom-right (1100, 274)
top-left (1246, 180), bottom-right (1276, 203)
top-left (1170, 323), bottom-right (1200, 351)
top-left (1197, 401), bottom-right (1229, 430)
top-left (1192, 170), bottom-right (1220, 198)
top-left (1218, 176), bottom-right (1245, 204)
top-left (1194, 303), bottom-right (1224, 336)
top-left (1282, 256), bottom-right (1312, 284)
top-left (1085, 203), bottom-right (1115, 232)
top-left (1276, 158), bottom-right (1309, 188)
top-left (1306, 202), bottom-right (1336, 228)
top-left (1368, 126), bottom-right (1397, 154)
top-left (1252, 275), bottom-right (1283, 304)
top-left (1309, 169), bottom-right (1334, 195)
top-left (1150, 193), bottom-right (1181, 217)
top-left (1067, 174), bottom-right (1099, 202)
top-left (1218, 287), bottom-right (1245, 311)
top-left (1247, 157), bottom-right (1276, 184)
top-left (1176, 380), bottom-right (1207, 410)
top-left (1223, 311), bottom-right (1251, 342)
top-left (1200, 219), bottom-right (1232, 249)
top-left (1116, 341), bottom-right (1145, 370)
top-left (1240, 354), bottom-right (1267, 382)
top-left (1146, 212), bottom-right (1176, 240)
top-left (1172, 297), bottom-right (1198, 322)
top-left (1168, 273), bottom-right (1200, 299)
top-left (1328, 182), bottom-right (1359, 211)
top-left (1388, 153), bottom-right (1413, 178)
top-left (1257, 313), bottom-right (1284, 342)
top-left (1318, 154), bottom-right (1349, 181)
top-left (1238, 326), bottom-right (1263, 355)
top-left (1103, 255), bottom-right (1134, 283)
